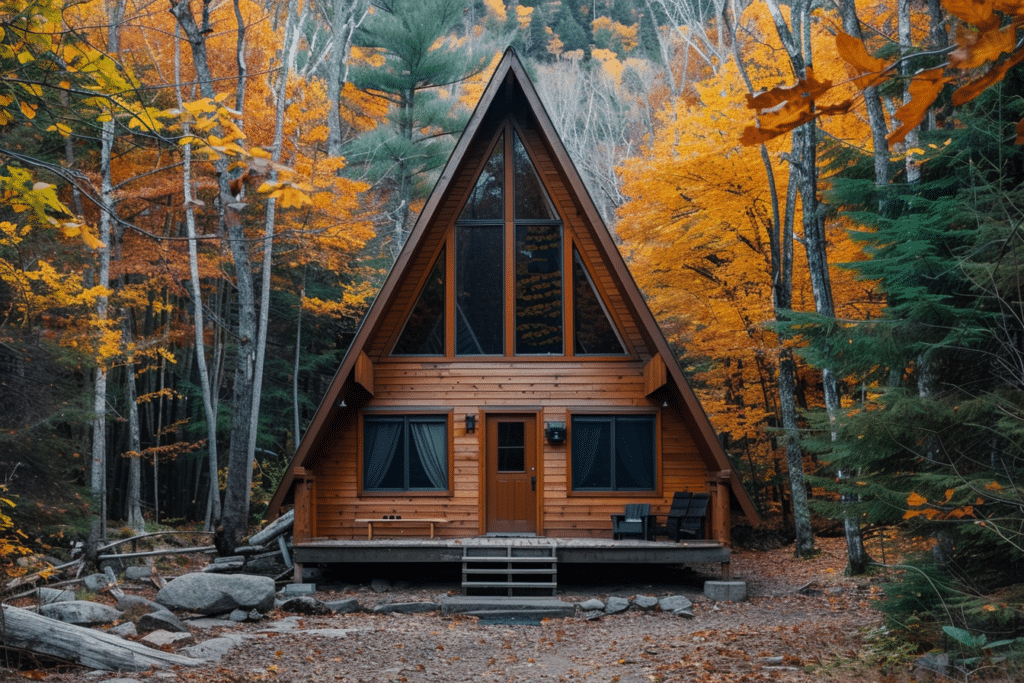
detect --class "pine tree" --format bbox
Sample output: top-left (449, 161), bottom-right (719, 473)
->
top-left (800, 80), bottom-right (1024, 615)
top-left (347, 0), bottom-right (488, 253)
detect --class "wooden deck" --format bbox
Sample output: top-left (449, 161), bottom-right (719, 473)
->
top-left (293, 536), bottom-right (731, 576)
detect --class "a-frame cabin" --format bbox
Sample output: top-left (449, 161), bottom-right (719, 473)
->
top-left (268, 49), bottom-right (760, 584)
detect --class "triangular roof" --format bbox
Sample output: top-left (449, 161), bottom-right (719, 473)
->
top-left (268, 48), bottom-right (760, 525)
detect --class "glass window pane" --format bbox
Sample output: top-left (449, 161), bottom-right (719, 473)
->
top-left (497, 422), bottom-right (525, 472)
top-left (573, 250), bottom-right (625, 355)
top-left (460, 134), bottom-right (504, 220)
top-left (456, 225), bottom-right (504, 354)
top-left (515, 224), bottom-right (562, 354)
top-left (614, 417), bottom-right (656, 490)
top-left (394, 250), bottom-right (446, 355)
top-left (514, 131), bottom-right (556, 220)
top-left (364, 419), bottom-right (405, 490)
top-left (571, 418), bottom-right (611, 490)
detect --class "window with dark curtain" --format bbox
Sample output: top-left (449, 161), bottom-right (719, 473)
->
top-left (571, 415), bottom-right (655, 491)
top-left (364, 415), bottom-right (448, 492)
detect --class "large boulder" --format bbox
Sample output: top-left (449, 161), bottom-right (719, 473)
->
top-left (156, 573), bottom-right (275, 615)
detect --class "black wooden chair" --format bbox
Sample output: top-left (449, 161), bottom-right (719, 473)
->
top-left (610, 503), bottom-right (653, 540)
top-left (660, 491), bottom-right (710, 541)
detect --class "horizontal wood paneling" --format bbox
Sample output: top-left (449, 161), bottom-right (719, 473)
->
top-left (310, 357), bottom-right (714, 541)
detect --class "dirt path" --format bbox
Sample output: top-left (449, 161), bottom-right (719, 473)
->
top-left (24, 536), bottom-right (886, 683)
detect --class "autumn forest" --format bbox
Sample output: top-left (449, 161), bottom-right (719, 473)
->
top-left (1, 0), bottom-right (1024, 656)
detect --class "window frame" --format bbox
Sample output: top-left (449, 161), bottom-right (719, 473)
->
top-left (567, 412), bottom-right (660, 496)
top-left (359, 411), bottom-right (453, 496)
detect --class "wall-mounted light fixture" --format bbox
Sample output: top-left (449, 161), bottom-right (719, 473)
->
top-left (544, 421), bottom-right (566, 444)
top-left (465, 414), bottom-right (476, 433)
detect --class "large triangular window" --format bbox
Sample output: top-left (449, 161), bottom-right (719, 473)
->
top-left (392, 123), bottom-right (628, 358)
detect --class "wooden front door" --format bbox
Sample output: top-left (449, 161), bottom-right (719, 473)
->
top-left (485, 414), bottom-right (537, 534)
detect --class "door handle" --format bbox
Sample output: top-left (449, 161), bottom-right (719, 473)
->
top-left (531, 476), bottom-right (536, 491)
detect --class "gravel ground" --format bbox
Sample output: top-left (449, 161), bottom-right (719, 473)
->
top-left (8, 536), bottom-right (890, 683)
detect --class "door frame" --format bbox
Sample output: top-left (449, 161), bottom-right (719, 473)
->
top-left (479, 411), bottom-right (543, 535)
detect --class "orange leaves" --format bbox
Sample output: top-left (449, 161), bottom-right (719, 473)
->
top-left (904, 489), bottom-right (982, 521)
top-left (835, 30), bottom-right (892, 90)
top-left (741, 69), bottom-right (852, 146)
top-left (743, 0), bottom-right (1024, 146)
top-left (888, 68), bottom-right (951, 144)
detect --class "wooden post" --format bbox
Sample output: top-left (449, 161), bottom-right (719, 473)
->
top-left (707, 469), bottom-right (732, 546)
top-left (292, 467), bottom-right (314, 583)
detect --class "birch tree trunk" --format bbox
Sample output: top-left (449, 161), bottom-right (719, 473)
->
top-left (729, 0), bottom-right (812, 555)
top-left (173, 23), bottom-right (221, 530)
top-left (169, 0), bottom-right (255, 553)
top-left (91, 0), bottom-right (127, 543)
top-left (326, 0), bottom-right (368, 157)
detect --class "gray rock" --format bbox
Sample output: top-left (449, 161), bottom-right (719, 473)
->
top-left (604, 596), bottom-right (630, 614)
top-left (179, 634), bottom-right (249, 663)
top-left (116, 594), bottom-right (169, 615)
top-left (915, 652), bottom-right (950, 677)
top-left (124, 565), bottom-right (152, 582)
top-left (633, 595), bottom-right (659, 611)
top-left (37, 587), bottom-right (75, 605)
top-left (281, 583), bottom-right (316, 596)
top-left (370, 578), bottom-right (392, 593)
top-left (39, 600), bottom-right (123, 626)
top-left (280, 596), bottom-right (332, 615)
top-left (138, 610), bottom-right (190, 634)
top-left (156, 573), bottom-right (275, 615)
top-left (582, 610), bottom-right (604, 621)
top-left (673, 608), bottom-right (695, 618)
top-left (371, 601), bottom-right (438, 614)
top-left (141, 630), bottom-right (195, 648)
top-left (228, 609), bottom-right (264, 623)
top-left (658, 595), bottom-right (693, 613)
top-left (83, 573), bottom-right (112, 592)
top-left (109, 622), bottom-right (138, 638)
top-left (578, 598), bottom-right (605, 611)
top-left (325, 598), bottom-right (361, 614)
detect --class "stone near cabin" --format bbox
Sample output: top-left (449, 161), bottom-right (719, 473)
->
top-left (39, 600), bottom-right (122, 626)
top-left (325, 598), bottom-right (361, 614)
top-left (370, 578), bottom-right (392, 593)
top-left (657, 595), bottom-right (693, 613)
top-left (124, 565), bottom-right (152, 582)
top-left (578, 598), bottom-right (604, 611)
top-left (179, 634), bottom-right (249, 663)
top-left (83, 573), bottom-right (113, 592)
top-left (141, 629), bottom-right (195, 648)
top-left (156, 573), bottom-right (275, 615)
top-left (280, 596), bottom-right (332, 616)
top-left (604, 596), bottom-right (630, 614)
top-left (108, 622), bottom-right (138, 638)
top-left (116, 594), bottom-right (169, 615)
top-left (371, 601), bottom-right (439, 614)
top-left (633, 595), bottom-right (659, 611)
top-left (37, 587), bottom-right (75, 605)
top-left (137, 610), bottom-right (190, 634)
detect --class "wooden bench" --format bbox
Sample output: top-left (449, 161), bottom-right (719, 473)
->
top-left (355, 518), bottom-right (448, 540)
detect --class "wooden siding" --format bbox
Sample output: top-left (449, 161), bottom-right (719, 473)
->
top-left (309, 359), bottom-right (709, 541)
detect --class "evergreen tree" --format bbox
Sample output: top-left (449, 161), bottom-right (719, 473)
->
top-left (527, 3), bottom-right (550, 61)
top-left (554, 2), bottom-right (589, 56)
top-left (346, 0), bottom-right (488, 253)
top-left (800, 81), bottom-right (1024, 628)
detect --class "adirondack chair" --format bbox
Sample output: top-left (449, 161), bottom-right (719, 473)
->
top-left (660, 491), bottom-right (710, 541)
top-left (610, 503), bottom-right (653, 540)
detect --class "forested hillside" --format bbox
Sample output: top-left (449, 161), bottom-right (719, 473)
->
top-left (2, 0), bottom-right (1023, 660)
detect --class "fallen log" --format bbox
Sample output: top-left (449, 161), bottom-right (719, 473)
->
top-left (247, 509), bottom-right (293, 546)
top-left (0, 604), bottom-right (201, 671)
top-left (96, 545), bottom-right (217, 562)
